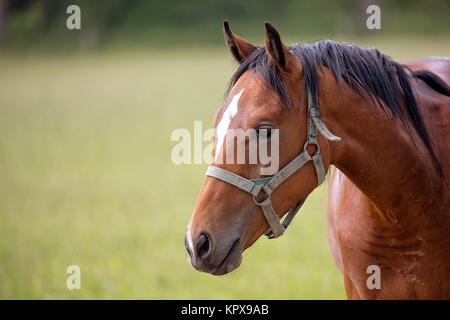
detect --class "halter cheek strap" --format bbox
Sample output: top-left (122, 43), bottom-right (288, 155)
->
top-left (205, 89), bottom-right (341, 239)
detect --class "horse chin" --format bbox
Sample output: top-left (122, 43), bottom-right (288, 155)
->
top-left (211, 240), bottom-right (243, 276)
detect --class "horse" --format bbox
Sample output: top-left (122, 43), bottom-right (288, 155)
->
top-left (185, 21), bottom-right (450, 299)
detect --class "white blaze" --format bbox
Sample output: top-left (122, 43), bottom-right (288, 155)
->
top-left (214, 89), bottom-right (243, 162)
top-left (186, 220), bottom-right (194, 256)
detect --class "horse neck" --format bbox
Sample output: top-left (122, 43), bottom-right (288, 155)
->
top-left (320, 77), bottom-right (446, 227)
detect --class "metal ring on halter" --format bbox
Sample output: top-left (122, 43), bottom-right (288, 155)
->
top-left (252, 190), bottom-right (271, 207)
top-left (303, 139), bottom-right (320, 155)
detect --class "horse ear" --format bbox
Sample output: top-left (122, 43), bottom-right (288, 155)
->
top-left (223, 21), bottom-right (256, 63)
top-left (264, 22), bottom-right (295, 72)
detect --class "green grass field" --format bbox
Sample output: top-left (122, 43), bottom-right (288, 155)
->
top-left (0, 36), bottom-right (449, 299)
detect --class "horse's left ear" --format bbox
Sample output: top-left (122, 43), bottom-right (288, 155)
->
top-left (223, 21), bottom-right (256, 63)
top-left (264, 22), bottom-right (296, 72)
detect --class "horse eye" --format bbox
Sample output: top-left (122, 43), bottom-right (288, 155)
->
top-left (257, 126), bottom-right (273, 139)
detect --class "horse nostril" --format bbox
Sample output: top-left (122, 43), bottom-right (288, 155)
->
top-left (195, 233), bottom-right (211, 260)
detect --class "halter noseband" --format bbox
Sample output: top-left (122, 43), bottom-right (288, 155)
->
top-left (206, 89), bottom-right (341, 239)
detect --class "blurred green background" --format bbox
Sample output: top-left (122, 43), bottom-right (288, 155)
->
top-left (0, 0), bottom-right (449, 299)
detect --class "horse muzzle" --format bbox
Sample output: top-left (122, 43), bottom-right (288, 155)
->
top-left (185, 231), bottom-right (243, 275)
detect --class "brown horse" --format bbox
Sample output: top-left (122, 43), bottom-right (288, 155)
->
top-left (185, 22), bottom-right (450, 299)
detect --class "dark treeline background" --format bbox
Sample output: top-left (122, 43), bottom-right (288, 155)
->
top-left (0, 0), bottom-right (449, 50)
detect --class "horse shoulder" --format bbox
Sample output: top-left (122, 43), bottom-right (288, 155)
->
top-left (327, 169), bottom-right (373, 271)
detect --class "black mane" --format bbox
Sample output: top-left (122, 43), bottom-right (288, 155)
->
top-left (228, 40), bottom-right (449, 173)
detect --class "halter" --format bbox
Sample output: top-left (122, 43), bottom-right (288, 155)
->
top-left (206, 89), bottom-right (341, 238)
